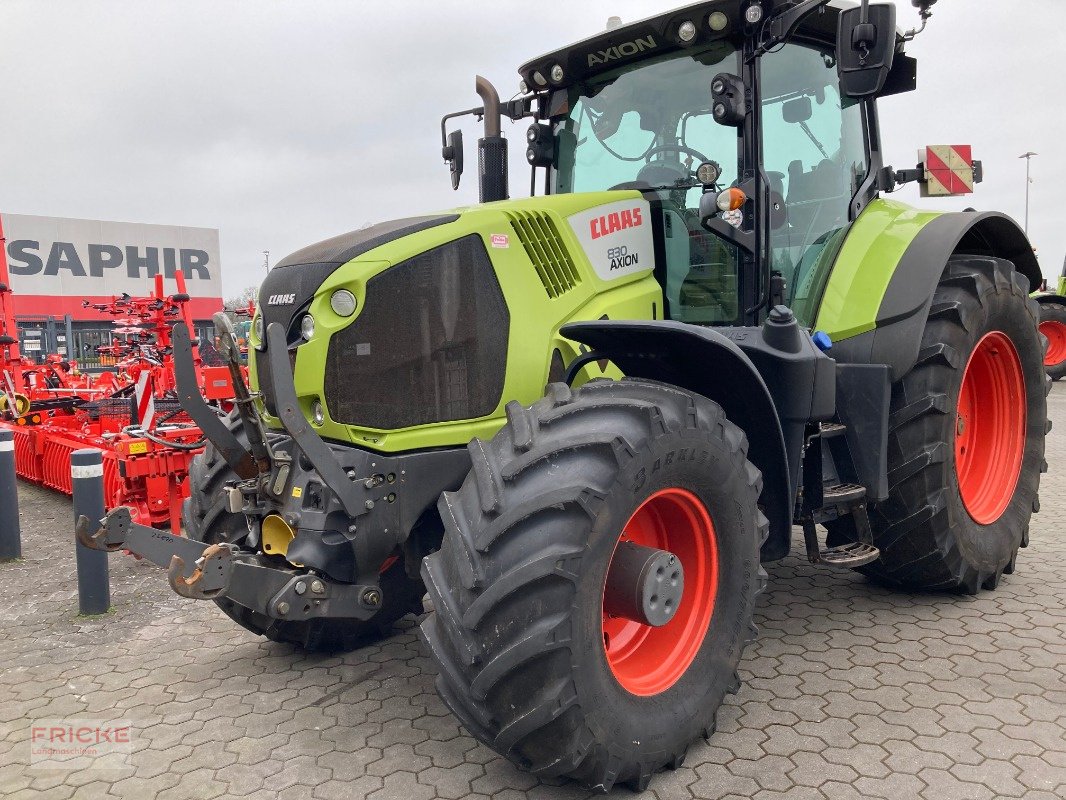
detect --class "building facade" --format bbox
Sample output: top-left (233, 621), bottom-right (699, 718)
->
top-left (0, 213), bottom-right (224, 368)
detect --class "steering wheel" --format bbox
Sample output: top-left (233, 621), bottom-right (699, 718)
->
top-left (642, 144), bottom-right (713, 164)
top-left (609, 144), bottom-right (715, 191)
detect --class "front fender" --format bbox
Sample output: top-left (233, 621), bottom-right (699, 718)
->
top-left (561, 320), bottom-right (793, 562)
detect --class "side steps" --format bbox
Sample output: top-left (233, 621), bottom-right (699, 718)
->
top-left (801, 507), bottom-right (880, 568)
top-left (800, 423), bottom-right (881, 569)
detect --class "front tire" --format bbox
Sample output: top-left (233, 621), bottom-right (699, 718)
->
top-left (183, 411), bottom-right (426, 651)
top-left (829, 255), bottom-right (1047, 592)
top-left (420, 379), bottom-right (766, 791)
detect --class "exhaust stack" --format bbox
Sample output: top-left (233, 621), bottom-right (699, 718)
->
top-left (475, 76), bottom-right (508, 203)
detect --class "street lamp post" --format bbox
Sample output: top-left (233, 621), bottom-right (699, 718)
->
top-left (1019, 152), bottom-right (1038, 236)
top-left (263, 250), bottom-right (271, 276)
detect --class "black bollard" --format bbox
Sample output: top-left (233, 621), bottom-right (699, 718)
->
top-left (71, 448), bottom-right (110, 615)
top-left (0, 429), bottom-right (21, 560)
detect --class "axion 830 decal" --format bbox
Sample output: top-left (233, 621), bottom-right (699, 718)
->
top-left (568, 199), bottom-right (654, 282)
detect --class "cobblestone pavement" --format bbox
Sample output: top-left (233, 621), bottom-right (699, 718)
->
top-left (2, 389), bottom-right (1065, 800)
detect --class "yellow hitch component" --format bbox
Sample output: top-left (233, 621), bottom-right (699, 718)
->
top-left (0, 393), bottom-right (30, 416)
top-left (261, 514), bottom-right (296, 558)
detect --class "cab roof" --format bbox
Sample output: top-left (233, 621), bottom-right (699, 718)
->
top-left (517, 0), bottom-right (854, 91)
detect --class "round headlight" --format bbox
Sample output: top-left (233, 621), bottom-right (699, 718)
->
top-left (550, 64), bottom-right (565, 83)
top-left (745, 4), bottom-right (764, 24)
top-left (252, 316), bottom-right (264, 349)
top-left (532, 71), bottom-right (547, 87)
top-left (330, 289), bottom-right (357, 317)
top-left (708, 11), bottom-right (729, 31)
top-left (300, 314), bottom-right (315, 340)
top-left (678, 20), bottom-right (697, 43)
top-left (519, 79), bottom-right (529, 95)
top-left (311, 400), bottom-right (324, 426)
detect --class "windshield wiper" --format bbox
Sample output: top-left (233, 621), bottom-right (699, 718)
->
top-left (750, 0), bottom-right (833, 60)
top-left (799, 122), bottom-right (828, 159)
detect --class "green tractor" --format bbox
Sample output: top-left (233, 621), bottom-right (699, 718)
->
top-left (78, 0), bottom-right (1049, 791)
top-left (1033, 255), bottom-right (1066, 379)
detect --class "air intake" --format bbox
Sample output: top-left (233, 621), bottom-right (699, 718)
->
top-left (505, 211), bottom-right (581, 298)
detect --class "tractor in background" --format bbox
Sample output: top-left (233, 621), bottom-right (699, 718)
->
top-left (1033, 254), bottom-right (1066, 380)
top-left (78, 0), bottom-right (1049, 791)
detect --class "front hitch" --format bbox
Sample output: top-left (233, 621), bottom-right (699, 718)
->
top-left (263, 322), bottom-right (364, 519)
top-left (172, 323), bottom-right (258, 479)
top-left (76, 506), bottom-right (384, 620)
top-left (213, 311), bottom-right (274, 476)
top-left (76, 507), bottom-right (236, 598)
top-left (168, 545), bottom-right (235, 599)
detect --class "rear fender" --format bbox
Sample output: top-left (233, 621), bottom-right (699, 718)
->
top-left (830, 209), bottom-right (1040, 381)
top-left (561, 320), bottom-right (792, 562)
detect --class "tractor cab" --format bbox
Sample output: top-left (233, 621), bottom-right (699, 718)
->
top-left (445, 0), bottom-right (925, 329)
top-left (549, 27), bottom-right (869, 328)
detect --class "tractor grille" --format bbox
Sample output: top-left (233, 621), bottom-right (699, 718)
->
top-left (324, 235), bottom-right (509, 430)
top-left (505, 211), bottom-right (581, 298)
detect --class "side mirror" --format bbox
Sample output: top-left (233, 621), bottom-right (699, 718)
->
top-left (782, 96), bottom-right (813, 124)
top-left (837, 3), bottom-right (897, 98)
top-left (442, 129), bottom-right (464, 190)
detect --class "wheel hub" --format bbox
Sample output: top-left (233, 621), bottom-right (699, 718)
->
top-left (603, 541), bottom-right (685, 628)
top-left (601, 487), bottom-right (718, 696)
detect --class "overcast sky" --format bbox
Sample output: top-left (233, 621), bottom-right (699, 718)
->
top-left (1, 0), bottom-right (1063, 297)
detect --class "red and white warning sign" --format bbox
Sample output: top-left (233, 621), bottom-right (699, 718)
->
top-left (921, 145), bottom-right (976, 197)
top-left (134, 371), bottom-right (155, 430)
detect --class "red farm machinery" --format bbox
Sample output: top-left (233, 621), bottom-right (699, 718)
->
top-left (0, 223), bottom-right (244, 530)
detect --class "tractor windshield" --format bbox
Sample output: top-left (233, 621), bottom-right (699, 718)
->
top-left (554, 42), bottom-right (744, 324)
top-left (554, 41), bottom-right (740, 196)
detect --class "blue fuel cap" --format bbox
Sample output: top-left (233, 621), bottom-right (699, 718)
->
top-left (812, 331), bottom-right (833, 352)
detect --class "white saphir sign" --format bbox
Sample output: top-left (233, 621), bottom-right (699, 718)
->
top-left (1, 213), bottom-right (222, 299)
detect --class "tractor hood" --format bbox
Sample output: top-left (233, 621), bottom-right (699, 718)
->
top-left (256, 192), bottom-right (656, 343)
top-left (249, 191), bottom-right (663, 453)
top-left (257, 214), bottom-right (459, 344)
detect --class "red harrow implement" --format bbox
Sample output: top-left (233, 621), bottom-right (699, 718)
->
top-left (0, 232), bottom-right (239, 531)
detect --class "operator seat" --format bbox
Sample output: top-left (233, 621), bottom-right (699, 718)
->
top-left (786, 158), bottom-right (847, 235)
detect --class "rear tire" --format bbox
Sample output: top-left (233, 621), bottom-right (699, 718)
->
top-left (419, 379), bottom-right (767, 791)
top-left (1038, 301), bottom-right (1066, 380)
top-left (828, 255), bottom-right (1047, 592)
top-left (183, 410), bottom-right (426, 651)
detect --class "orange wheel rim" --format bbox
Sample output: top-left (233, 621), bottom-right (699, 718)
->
top-left (601, 488), bottom-right (718, 696)
top-left (1039, 319), bottom-right (1066, 366)
top-left (955, 331), bottom-right (1026, 525)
